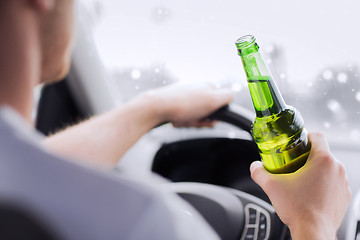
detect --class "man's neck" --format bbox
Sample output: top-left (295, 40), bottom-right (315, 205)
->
top-left (0, 2), bottom-right (41, 122)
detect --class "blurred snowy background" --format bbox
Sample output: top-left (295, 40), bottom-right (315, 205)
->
top-left (82, 0), bottom-right (360, 148)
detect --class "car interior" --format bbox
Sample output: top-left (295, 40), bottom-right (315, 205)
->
top-left (31, 0), bottom-right (360, 240)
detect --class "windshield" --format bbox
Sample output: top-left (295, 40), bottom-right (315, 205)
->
top-left (85, 0), bottom-right (360, 149)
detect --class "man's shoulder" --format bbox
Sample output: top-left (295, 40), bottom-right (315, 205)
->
top-left (0, 107), bottom-right (155, 200)
top-left (0, 107), bottom-right (154, 238)
top-left (0, 107), bottom-right (218, 240)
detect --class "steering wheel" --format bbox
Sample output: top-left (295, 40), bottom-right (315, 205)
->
top-left (207, 104), bottom-right (254, 133)
top-left (152, 104), bottom-right (290, 240)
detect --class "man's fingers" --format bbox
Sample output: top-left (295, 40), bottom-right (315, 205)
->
top-left (250, 161), bottom-right (271, 190)
top-left (307, 132), bottom-right (332, 167)
top-left (308, 132), bottom-right (330, 154)
top-left (213, 89), bottom-right (234, 106)
top-left (172, 120), bottom-right (218, 128)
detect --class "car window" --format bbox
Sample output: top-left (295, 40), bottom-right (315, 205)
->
top-left (85, 0), bottom-right (360, 148)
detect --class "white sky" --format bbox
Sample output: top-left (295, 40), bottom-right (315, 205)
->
top-left (92, 0), bottom-right (360, 88)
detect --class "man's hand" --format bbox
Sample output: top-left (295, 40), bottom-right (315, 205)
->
top-left (250, 132), bottom-right (351, 240)
top-left (142, 82), bottom-right (234, 127)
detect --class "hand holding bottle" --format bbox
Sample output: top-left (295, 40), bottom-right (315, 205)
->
top-left (250, 132), bottom-right (352, 240)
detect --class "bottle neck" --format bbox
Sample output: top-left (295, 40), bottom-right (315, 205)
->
top-left (239, 48), bottom-right (287, 118)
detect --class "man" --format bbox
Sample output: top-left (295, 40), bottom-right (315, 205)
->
top-left (0, 0), bottom-right (351, 239)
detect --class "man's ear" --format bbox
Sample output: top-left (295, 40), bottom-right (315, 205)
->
top-left (31, 0), bottom-right (55, 13)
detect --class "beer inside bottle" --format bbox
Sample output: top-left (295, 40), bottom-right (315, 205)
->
top-left (235, 35), bottom-right (310, 174)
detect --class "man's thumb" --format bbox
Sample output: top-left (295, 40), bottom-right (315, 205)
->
top-left (250, 161), bottom-right (270, 189)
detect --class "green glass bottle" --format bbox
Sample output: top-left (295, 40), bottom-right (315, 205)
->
top-left (235, 35), bottom-right (310, 174)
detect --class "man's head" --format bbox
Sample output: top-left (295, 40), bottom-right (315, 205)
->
top-left (0, 0), bottom-right (75, 84)
top-left (36, 0), bottom-right (75, 83)
top-left (0, 0), bottom-right (75, 118)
